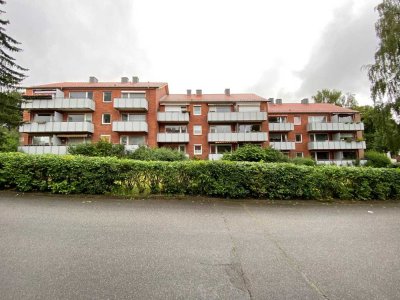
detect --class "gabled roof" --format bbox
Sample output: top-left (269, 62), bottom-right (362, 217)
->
top-left (29, 82), bottom-right (168, 89)
top-left (160, 93), bottom-right (268, 103)
top-left (268, 103), bottom-right (358, 114)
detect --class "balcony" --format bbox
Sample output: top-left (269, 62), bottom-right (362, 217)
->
top-left (269, 123), bottom-right (294, 132)
top-left (21, 98), bottom-right (95, 111)
top-left (208, 112), bottom-right (267, 122)
top-left (124, 145), bottom-right (141, 152)
top-left (18, 145), bottom-right (68, 155)
top-left (269, 142), bottom-right (296, 150)
top-left (157, 133), bottom-right (189, 143)
top-left (209, 154), bottom-right (224, 160)
top-left (208, 132), bottom-right (268, 142)
top-left (157, 112), bottom-right (189, 122)
top-left (308, 141), bottom-right (366, 150)
top-left (307, 122), bottom-right (364, 132)
top-left (113, 98), bottom-right (148, 111)
top-left (19, 122), bottom-right (94, 133)
top-left (316, 160), bottom-right (367, 166)
top-left (112, 121), bottom-right (148, 132)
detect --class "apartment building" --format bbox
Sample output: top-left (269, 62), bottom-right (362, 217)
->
top-left (19, 77), bottom-right (366, 164)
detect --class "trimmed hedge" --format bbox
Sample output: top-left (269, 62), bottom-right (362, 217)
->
top-left (1, 152), bottom-right (400, 200)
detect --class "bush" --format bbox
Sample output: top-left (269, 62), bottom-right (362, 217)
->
top-left (290, 157), bottom-right (316, 166)
top-left (365, 150), bottom-right (392, 168)
top-left (127, 146), bottom-right (187, 161)
top-left (222, 144), bottom-right (289, 162)
top-left (68, 140), bottom-right (125, 158)
top-left (1, 152), bottom-right (400, 200)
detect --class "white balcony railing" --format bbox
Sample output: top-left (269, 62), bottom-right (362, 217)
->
top-left (269, 123), bottom-right (294, 132)
top-left (18, 145), bottom-right (68, 155)
top-left (316, 160), bottom-right (367, 166)
top-left (21, 98), bottom-right (95, 111)
top-left (208, 132), bottom-right (268, 142)
top-left (157, 112), bottom-right (189, 122)
top-left (269, 141), bottom-right (296, 150)
top-left (308, 141), bottom-right (366, 150)
top-left (157, 133), bottom-right (190, 143)
top-left (19, 122), bottom-right (94, 133)
top-left (208, 154), bottom-right (224, 160)
top-left (112, 121), bottom-right (148, 132)
top-left (208, 112), bottom-right (267, 122)
top-left (307, 122), bottom-right (364, 132)
top-left (113, 98), bottom-right (148, 111)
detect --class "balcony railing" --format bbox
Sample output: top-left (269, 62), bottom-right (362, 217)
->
top-left (157, 112), bottom-right (189, 122)
top-left (112, 121), bottom-right (148, 132)
top-left (18, 145), bottom-right (68, 155)
top-left (208, 154), bottom-right (224, 160)
top-left (19, 122), bottom-right (94, 133)
top-left (157, 133), bottom-right (190, 143)
top-left (316, 160), bottom-right (367, 166)
top-left (208, 112), bottom-right (267, 122)
top-left (269, 123), bottom-right (294, 132)
top-left (307, 122), bottom-right (364, 132)
top-left (208, 132), bottom-right (268, 142)
top-left (21, 98), bottom-right (95, 111)
top-left (269, 141), bottom-right (296, 150)
top-left (113, 98), bottom-right (148, 111)
top-left (308, 141), bottom-right (366, 150)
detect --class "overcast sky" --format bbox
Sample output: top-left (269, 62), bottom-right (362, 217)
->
top-left (5, 0), bottom-right (380, 104)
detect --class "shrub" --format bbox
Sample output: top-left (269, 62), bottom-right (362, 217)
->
top-left (1, 152), bottom-right (400, 200)
top-left (127, 146), bottom-right (187, 161)
top-left (365, 150), bottom-right (392, 168)
top-left (222, 144), bottom-right (289, 162)
top-left (290, 157), bottom-right (316, 166)
top-left (68, 140), bottom-right (125, 158)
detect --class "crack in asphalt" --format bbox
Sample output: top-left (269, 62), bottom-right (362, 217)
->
top-left (241, 203), bottom-right (330, 300)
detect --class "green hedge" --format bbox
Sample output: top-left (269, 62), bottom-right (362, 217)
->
top-left (1, 152), bottom-right (400, 200)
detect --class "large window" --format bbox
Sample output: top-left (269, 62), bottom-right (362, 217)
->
top-left (68, 138), bottom-right (88, 145)
top-left (121, 92), bottom-right (145, 99)
top-left (310, 133), bottom-right (328, 142)
top-left (165, 106), bottom-right (187, 112)
top-left (238, 124), bottom-right (261, 133)
top-left (208, 105), bottom-right (231, 113)
top-left (68, 113), bottom-right (92, 122)
top-left (270, 133), bottom-right (288, 142)
top-left (268, 116), bottom-right (287, 123)
top-left (120, 136), bottom-right (145, 145)
top-left (209, 125), bottom-right (231, 133)
top-left (69, 91), bottom-right (93, 99)
top-left (33, 113), bottom-right (52, 122)
top-left (32, 136), bottom-right (51, 145)
top-left (308, 116), bottom-right (327, 123)
top-left (210, 144), bottom-right (232, 154)
top-left (315, 152), bottom-right (329, 160)
top-left (343, 151), bottom-right (357, 160)
top-left (121, 113), bottom-right (146, 121)
top-left (237, 105), bottom-right (260, 112)
top-left (165, 125), bottom-right (187, 133)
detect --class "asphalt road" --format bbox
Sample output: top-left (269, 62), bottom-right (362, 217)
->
top-left (0, 192), bottom-right (399, 300)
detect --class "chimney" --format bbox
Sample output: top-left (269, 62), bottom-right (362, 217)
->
top-left (301, 98), bottom-right (309, 104)
top-left (89, 76), bottom-right (98, 83)
top-left (196, 89), bottom-right (202, 96)
top-left (276, 99), bottom-right (282, 104)
top-left (132, 76), bottom-right (139, 83)
top-left (225, 88), bottom-right (230, 96)
top-left (121, 77), bottom-right (129, 83)
top-left (268, 98), bottom-right (274, 104)
top-left (187, 89), bottom-right (192, 96)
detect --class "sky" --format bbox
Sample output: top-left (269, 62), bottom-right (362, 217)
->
top-left (5, 0), bottom-right (380, 104)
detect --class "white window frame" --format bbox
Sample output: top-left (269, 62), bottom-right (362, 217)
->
top-left (194, 144), bottom-right (202, 155)
top-left (296, 152), bottom-right (304, 158)
top-left (294, 116), bottom-right (301, 125)
top-left (103, 91), bottom-right (112, 102)
top-left (295, 134), bottom-right (302, 143)
top-left (100, 135), bottom-right (111, 142)
top-left (193, 105), bottom-right (202, 116)
top-left (193, 125), bottom-right (202, 135)
top-left (102, 113), bottom-right (111, 124)
top-left (69, 91), bottom-right (93, 99)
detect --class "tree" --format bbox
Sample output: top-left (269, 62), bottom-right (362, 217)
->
top-left (367, 0), bottom-right (400, 109)
top-left (312, 89), bottom-right (359, 108)
top-left (0, 0), bottom-right (27, 151)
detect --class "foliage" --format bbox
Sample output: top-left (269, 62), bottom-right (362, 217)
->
top-left (127, 146), bottom-right (187, 161)
top-left (365, 150), bottom-right (392, 167)
top-left (222, 144), bottom-right (289, 162)
top-left (0, 127), bottom-right (18, 152)
top-left (367, 0), bottom-right (400, 108)
top-left (1, 152), bottom-right (400, 200)
top-left (312, 89), bottom-right (358, 108)
top-left (290, 157), bottom-right (316, 166)
top-left (68, 140), bottom-right (125, 158)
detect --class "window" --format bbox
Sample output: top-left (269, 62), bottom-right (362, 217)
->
top-left (296, 152), bottom-right (304, 158)
top-left (120, 136), bottom-right (145, 145)
top-left (34, 113), bottom-right (52, 122)
top-left (121, 92), bottom-right (146, 99)
top-left (121, 113), bottom-right (146, 121)
top-left (210, 144), bottom-right (232, 154)
top-left (193, 125), bottom-right (202, 135)
top-left (270, 133), bottom-right (288, 142)
top-left (310, 133), bottom-right (328, 142)
top-left (308, 116), bottom-right (327, 123)
top-left (338, 133), bottom-right (354, 141)
top-left (343, 151), bottom-right (357, 160)
top-left (68, 114), bottom-right (85, 122)
top-left (165, 125), bottom-right (187, 133)
top-left (68, 138), bottom-right (87, 145)
top-left (165, 106), bottom-right (187, 112)
top-left (209, 105), bottom-right (231, 113)
top-left (69, 91), bottom-right (93, 99)
top-left (100, 135), bottom-right (111, 142)
top-left (294, 116), bottom-right (301, 125)
top-left (103, 91), bottom-right (112, 102)
top-left (238, 105), bottom-right (260, 112)
top-left (238, 124), bottom-right (261, 133)
top-left (178, 145), bottom-right (186, 153)
top-left (337, 114), bottom-right (353, 123)
top-left (269, 116), bottom-right (287, 123)
top-left (295, 134), bottom-right (302, 143)
top-left (194, 144), bottom-right (202, 155)
top-left (315, 152), bottom-right (329, 161)
top-left (32, 136), bottom-right (51, 145)
top-left (209, 125), bottom-right (231, 133)
top-left (193, 106), bottom-right (202, 115)
top-left (102, 114), bottom-right (111, 124)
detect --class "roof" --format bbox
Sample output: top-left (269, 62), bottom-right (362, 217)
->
top-left (29, 82), bottom-right (168, 89)
top-left (160, 93), bottom-right (268, 103)
top-left (268, 103), bottom-right (358, 114)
